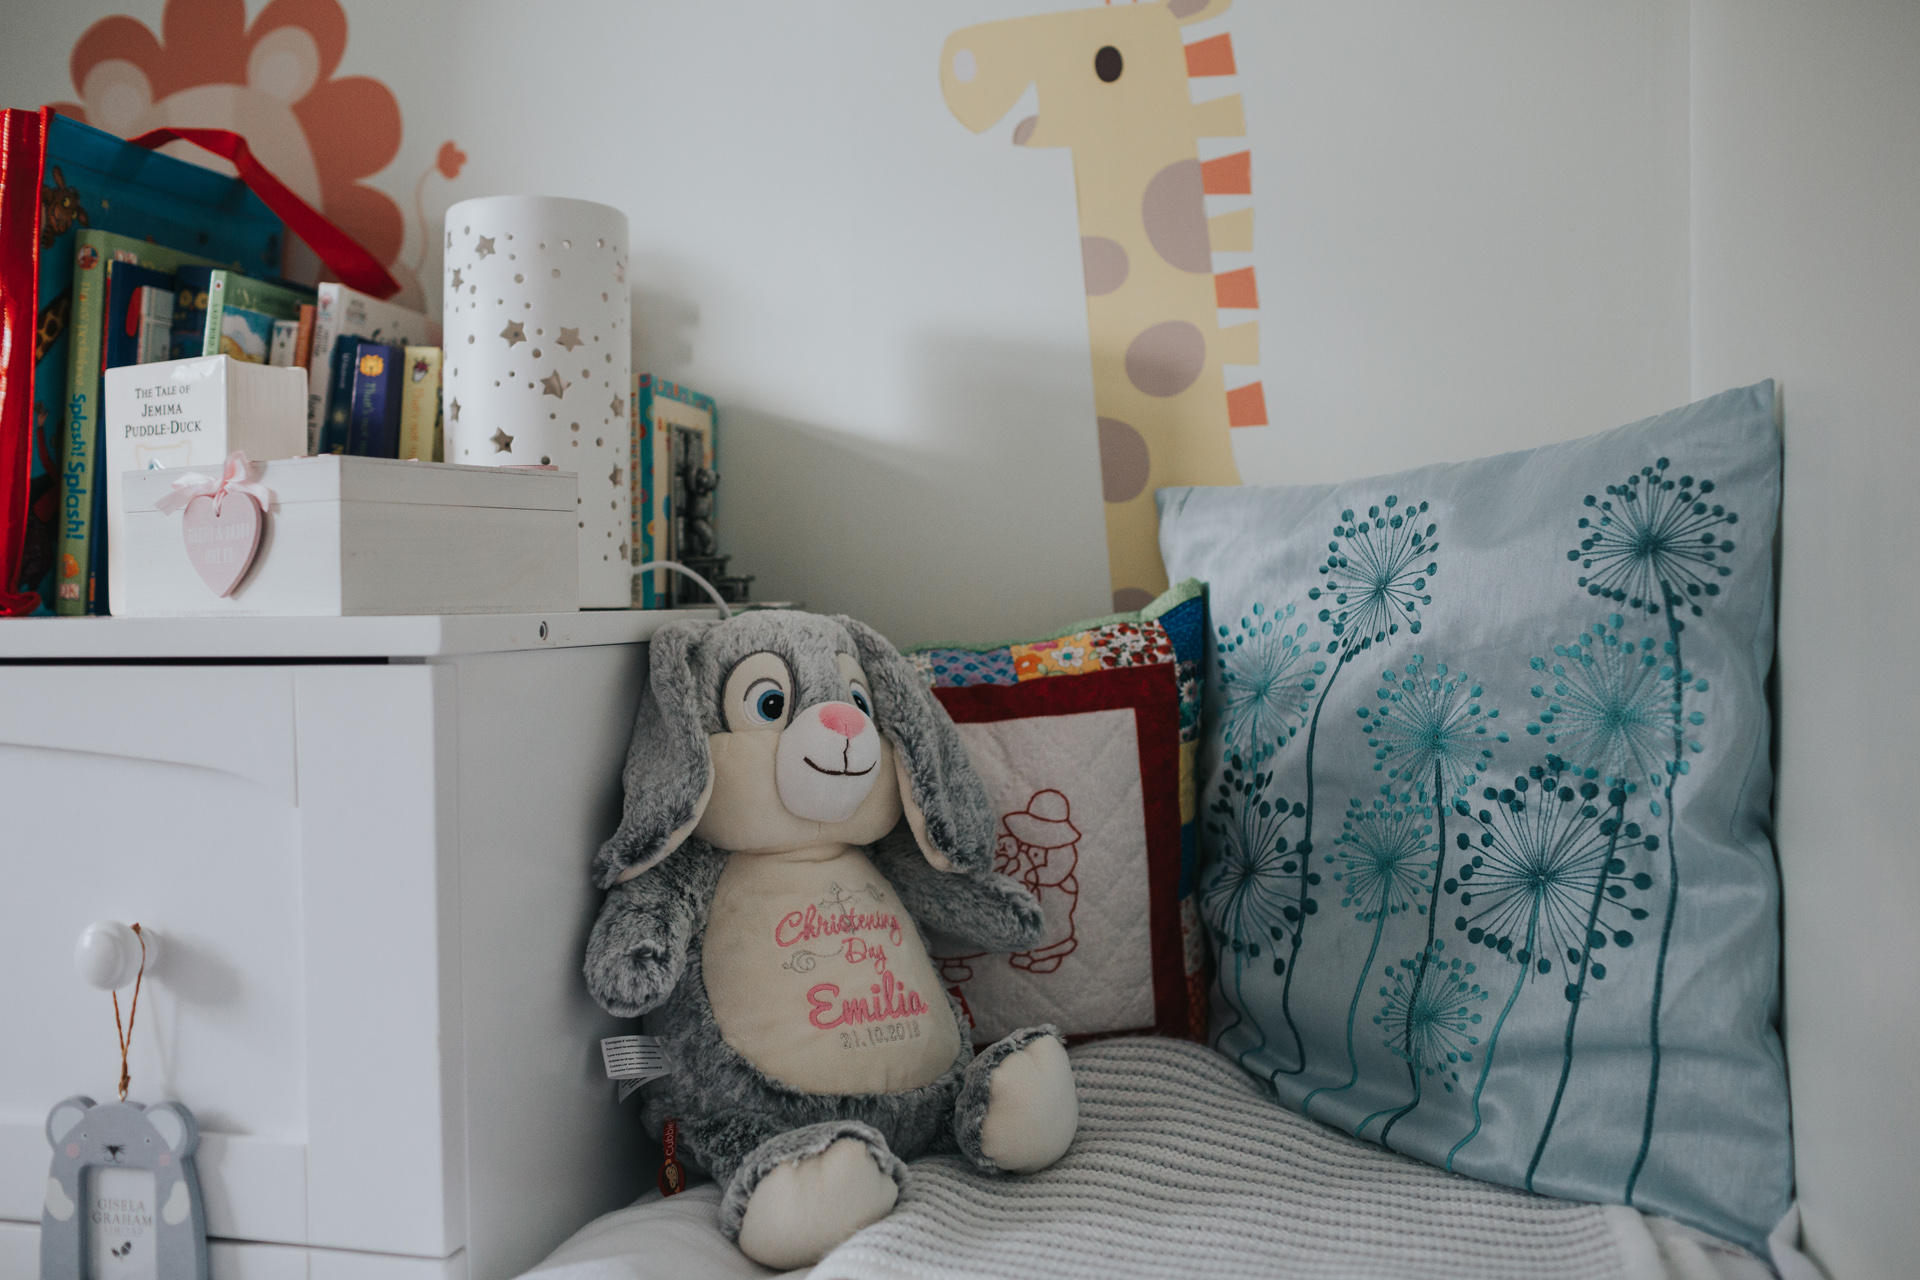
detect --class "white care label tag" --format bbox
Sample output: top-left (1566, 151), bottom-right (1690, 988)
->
top-left (601, 1035), bottom-right (671, 1102)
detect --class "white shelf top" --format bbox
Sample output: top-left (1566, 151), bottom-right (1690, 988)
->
top-left (0, 608), bottom-right (722, 659)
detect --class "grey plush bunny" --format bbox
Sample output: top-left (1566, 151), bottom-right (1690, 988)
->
top-left (584, 611), bottom-right (1079, 1269)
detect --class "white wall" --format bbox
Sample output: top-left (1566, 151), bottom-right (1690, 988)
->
top-left (445, 0), bottom-right (1694, 645)
top-left (1690, 3), bottom-right (1920, 1276)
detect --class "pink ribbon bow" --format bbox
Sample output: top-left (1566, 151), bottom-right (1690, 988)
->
top-left (153, 452), bottom-right (274, 516)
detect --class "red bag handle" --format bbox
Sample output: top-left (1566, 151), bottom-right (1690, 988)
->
top-left (129, 127), bottom-right (400, 299)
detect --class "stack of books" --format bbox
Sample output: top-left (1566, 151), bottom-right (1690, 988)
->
top-left (57, 235), bottom-right (441, 616)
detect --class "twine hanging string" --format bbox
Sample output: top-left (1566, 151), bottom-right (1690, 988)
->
top-left (111, 924), bottom-right (148, 1102)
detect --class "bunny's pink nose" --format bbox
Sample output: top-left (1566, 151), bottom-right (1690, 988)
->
top-left (817, 702), bottom-right (868, 739)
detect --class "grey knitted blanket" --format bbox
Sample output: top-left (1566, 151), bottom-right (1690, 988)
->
top-left (530, 1038), bottom-right (1793, 1280)
top-left (811, 1037), bottom-right (1665, 1280)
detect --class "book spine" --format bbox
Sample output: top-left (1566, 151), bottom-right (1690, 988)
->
top-left (86, 413), bottom-right (108, 614)
top-left (201, 272), bottom-right (228, 364)
top-left (53, 242), bottom-right (109, 615)
top-left (269, 319), bottom-right (299, 367)
top-left (378, 348), bottom-right (404, 458)
top-left (396, 347), bottom-right (442, 460)
top-left (345, 342), bottom-right (398, 457)
top-left (169, 267), bottom-right (213, 359)
top-left (137, 288), bottom-right (176, 364)
top-left (306, 289), bottom-right (339, 453)
top-left (293, 304), bottom-right (315, 376)
top-left (317, 333), bottom-right (359, 455)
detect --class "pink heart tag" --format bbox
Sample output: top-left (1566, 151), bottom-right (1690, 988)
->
top-left (180, 491), bottom-right (265, 597)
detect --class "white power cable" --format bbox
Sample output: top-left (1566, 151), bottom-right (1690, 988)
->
top-left (634, 560), bottom-right (732, 619)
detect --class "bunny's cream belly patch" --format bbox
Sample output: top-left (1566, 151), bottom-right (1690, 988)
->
top-left (704, 848), bottom-right (962, 1095)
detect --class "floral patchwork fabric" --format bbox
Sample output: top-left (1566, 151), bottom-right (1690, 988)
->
top-left (1157, 384), bottom-right (1789, 1255)
top-left (1010, 631), bottom-right (1103, 679)
top-left (913, 647), bottom-right (1018, 687)
top-left (917, 606), bottom-right (1199, 734)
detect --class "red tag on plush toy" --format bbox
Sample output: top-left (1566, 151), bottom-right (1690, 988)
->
top-left (658, 1118), bottom-right (685, 1197)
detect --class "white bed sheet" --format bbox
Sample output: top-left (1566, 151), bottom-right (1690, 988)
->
top-left (524, 1040), bottom-right (1813, 1280)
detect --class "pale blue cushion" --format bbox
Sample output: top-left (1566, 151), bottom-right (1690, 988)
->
top-left (1157, 383), bottom-right (1789, 1253)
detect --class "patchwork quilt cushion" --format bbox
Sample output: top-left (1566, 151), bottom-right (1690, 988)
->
top-left (1156, 384), bottom-right (1790, 1253)
top-left (910, 582), bottom-right (1208, 1044)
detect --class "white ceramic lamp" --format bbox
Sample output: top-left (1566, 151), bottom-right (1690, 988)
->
top-left (442, 196), bottom-right (632, 608)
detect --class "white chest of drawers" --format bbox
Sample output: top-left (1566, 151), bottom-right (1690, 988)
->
top-left (0, 612), bottom-right (695, 1279)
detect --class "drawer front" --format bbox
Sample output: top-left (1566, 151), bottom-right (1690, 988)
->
top-left (0, 664), bottom-right (461, 1260)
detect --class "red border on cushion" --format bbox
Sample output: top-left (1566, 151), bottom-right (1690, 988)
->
top-left (935, 663), bottom-right (1187, 1042)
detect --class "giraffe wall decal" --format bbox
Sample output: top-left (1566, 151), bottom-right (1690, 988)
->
top-left (942, 0), bottom-right (1263, 611)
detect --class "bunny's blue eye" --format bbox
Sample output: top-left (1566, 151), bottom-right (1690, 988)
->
top-left (742, 676), bottom-right (788, 725)
top-left (850, 686), bottom-right (871, 715)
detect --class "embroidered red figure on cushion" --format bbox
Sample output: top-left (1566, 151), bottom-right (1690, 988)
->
top-left (1001, 790), bottom-right (1083, 974)
top-left (936, 789), bottom-right (1087, 983)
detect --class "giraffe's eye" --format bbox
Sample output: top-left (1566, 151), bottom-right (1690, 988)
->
top-left (1095, 45), bottom-right (1123, 83)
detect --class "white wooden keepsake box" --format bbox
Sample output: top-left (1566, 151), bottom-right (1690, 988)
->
top-left (119, 456), bottom-right (580, 617)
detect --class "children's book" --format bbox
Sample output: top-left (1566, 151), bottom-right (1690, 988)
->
top-left (105, 266), bottom-right (176, 371)
top-left (102, 353), bottom-right (306, 615)
top-left (292, 304), bottom-right (316, 371)
top-left (344, 341), bottom-right (402, 458)
top-left (170, 266), bottom-right (312, 363)
top-left (632, 374), bottom-right (717, 608)
top-left (169, 266), bottom-right (214, 361)
top-left (305, 284), bottom-right (440, 455)
top-left (269, 318), bottom-right (299, 367)
top-left (55, 230), bottom-right (218, 614)
top-left (317, 332), bottom-right (361, 455)
top-left (397, 347), bottom-right (443, 461)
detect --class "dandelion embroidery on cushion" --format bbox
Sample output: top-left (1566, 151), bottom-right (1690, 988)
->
top-left (1275, 496), bottom-right (1439, 1075)
top-left (1527, 616), bottom-right (1674, 793)
top-left (1199, 755), bottom-right (1312, 1079)
top-left (1215, 601), bottom-right (1322, 764)
top-left (1567, 460), bottom-right (1736, 1204)
top-left (1442, 759), bottom-right (1650, 1176)
top-left (1368, 944), bottom-right (1486, 1109)
top-left (1302, 790), bottom-right (1434, 1124)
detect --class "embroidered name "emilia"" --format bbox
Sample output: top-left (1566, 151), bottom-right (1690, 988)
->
top-left (775, 904), bottom-right (905, 948)
top-left (806, 971), bottom-right (930, 1029)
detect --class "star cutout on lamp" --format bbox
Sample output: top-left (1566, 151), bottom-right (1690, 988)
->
top-left (609, 463), bottom-right (623, 487)
top-left (500, 320), bottom-right (526, 346)
top-left (556, 327), bottom-right (583, 351)
top-left (475, 235), bottom-right (495, 258)
top-left (616, 260), bottom-right (626, 284)
top-left (610, 394), bottom-right (625, 417)
top-left (450, 268), bottom-right (463, 290)
top-left (618, 540), bottom-right (629, 560)
top-left (542, 371), bottom-right (569, 398)
top-left (449, 397), bottom-right (461, 421)
top-left (445, 230), bottom-right (452, 249)
top-left (490, 427), bottom-right (514, 453)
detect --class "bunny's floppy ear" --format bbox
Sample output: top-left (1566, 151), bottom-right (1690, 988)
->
top-left (592, 620), bottom-right (717, 888)
top-left (837, 616), bottom-right (995, 874)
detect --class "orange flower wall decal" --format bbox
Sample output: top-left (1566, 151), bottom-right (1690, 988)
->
top-left (49, 0), bottom-right (464, 311)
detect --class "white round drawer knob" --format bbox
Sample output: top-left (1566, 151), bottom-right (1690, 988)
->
top-left (74, 921), bottom-right (161, 991)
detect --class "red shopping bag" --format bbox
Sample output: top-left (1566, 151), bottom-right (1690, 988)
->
top-left (0, 107), bottom-right (398, 616)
